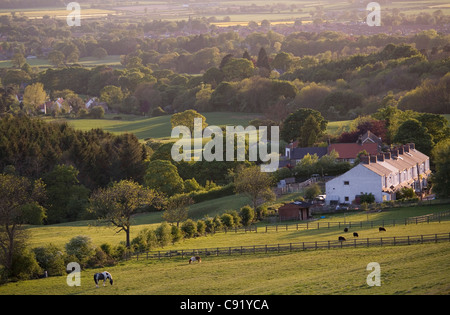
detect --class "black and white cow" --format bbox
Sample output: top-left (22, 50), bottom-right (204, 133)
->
top-left (94, 271), bottom-right (113, 287)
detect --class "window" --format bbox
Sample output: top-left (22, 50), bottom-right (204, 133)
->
top-left (345, 196), bottom-right (349, 201)
top-left (344, 181), bottom-right (349, 185)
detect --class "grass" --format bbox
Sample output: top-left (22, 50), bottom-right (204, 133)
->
top-left (1, 241), bottom-right (449, 295)
top-left (3, 201), bottom-right (450, 294)
top-left (49, 112), bottom-right (263, 141)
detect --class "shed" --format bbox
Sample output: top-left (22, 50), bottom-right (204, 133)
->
top-left (278, 201), bottom-right (311, 221)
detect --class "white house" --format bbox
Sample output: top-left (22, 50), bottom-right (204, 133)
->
top-left (325, 143), bottom-right (431, 205)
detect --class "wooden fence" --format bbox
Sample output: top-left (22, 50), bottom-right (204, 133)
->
top-left (127, 232), bottom-right (450, 261)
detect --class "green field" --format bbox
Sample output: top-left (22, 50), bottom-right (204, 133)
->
top-left (2, 203), bottom-right (450, 295)
top-left (0, 55), bottom-right (122, 70)
top-left (49, 112), bottom-right (263, 141)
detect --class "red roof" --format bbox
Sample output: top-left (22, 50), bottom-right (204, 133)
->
top-left (328, 143), bottom-right (378, 159)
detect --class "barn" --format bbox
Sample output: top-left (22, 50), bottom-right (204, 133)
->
top-left (278, 201), bottom-right (311, 221)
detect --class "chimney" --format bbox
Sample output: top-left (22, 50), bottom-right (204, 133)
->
top-left (409, 143), bottom-right (415, 150)
top-left (377, 154), bottom-right (385, 162)
top-left (360, 155), bottom-right (370, 164)
top-left (370, 155), bottom-right (377, 163)
top-left (399, 146), bottom-right (404, 155)
top-left (384, 152), bottom-right (391, 160)
top-left (403, 145), bottom-right (409, 153)
top-left (391, 148), bottom-right (399, 157)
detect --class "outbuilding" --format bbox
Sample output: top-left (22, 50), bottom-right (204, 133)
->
top-left (278, 201), bottom-right (311, 221)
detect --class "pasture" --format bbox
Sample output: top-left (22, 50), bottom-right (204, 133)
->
top-left (2, 201), bottom-right (450, 294)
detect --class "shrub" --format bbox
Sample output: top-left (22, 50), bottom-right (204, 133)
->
top-left (181, 219), bottom-right (197, 238)
top-left (33, 244), bottom-right (66, 276)
top-left (255, 204), bottom-right (268, 220)
top-left (171, 225), bottom-right (183, 244)
top-left (196, 220), bottom-right (206, 236)
top-left (65, 235), bottom-right (95, 267)
top-left (155, 222), bottom-right (172, 247)
top-left (360, 192), bottom-right (375, 204)
top-left (239, 205), bottom-right (255, 226)
top-left (220, 213), bottom-right (234, 229)
top-left (90, 105), bottom-right (105, 119)
top-left (131, 228), bottom-right (158, 252)
top-left (10, 247), bottom-right (42, 281)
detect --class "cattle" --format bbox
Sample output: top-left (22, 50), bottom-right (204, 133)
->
top-left (379, 227), bottom-right (386, 232)
top-left (344, 227), bottom-right (348, 232)
top-left (338, 236), bottom-right (346, 241)
top-left (189, 256), bottom-right (201, 264)
top-left (353, 232), bottom-right (359, 237)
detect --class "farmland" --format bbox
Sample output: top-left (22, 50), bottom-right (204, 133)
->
top-left (1, 203), bottom-right (450, 295)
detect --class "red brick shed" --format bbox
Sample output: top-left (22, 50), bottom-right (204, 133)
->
top-left (278, 201), bottom-right (311, 221)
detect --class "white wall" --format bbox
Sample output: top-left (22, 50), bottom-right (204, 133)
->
top-left (325, 164), bottom-right (382, 205)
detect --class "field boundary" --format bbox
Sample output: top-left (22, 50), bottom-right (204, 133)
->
top-left (127, 232), bottom-right (450, 261)
top-left (212, 209), bottom-right (450, 234)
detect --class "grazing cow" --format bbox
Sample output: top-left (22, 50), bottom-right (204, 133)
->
top-left (344, 228), bottom-right (348, 232)
top-left (338, 236), bottom-right (346, 241)
top-left (189, 256), bottom-right (201, 264)
top-left (379, 227), bottom-right (386, 232)
top-left (94, 271), bottom-right (113, 288)
top-left (353, 232), bottom-right (359, 237)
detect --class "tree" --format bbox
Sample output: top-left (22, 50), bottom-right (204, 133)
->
top-left (144, 160), bottom-right (184, 196)
top-left (162, 195), bottom-right (193, 227)
top-left (222, 58), bottom-right (255, 81)
top-left (100, 85), bottom-right (124, 111)
top-left (281, 108), bottom-right (328, 143)
top-left (89, 180), bottom-right (163, 248)
top-left (22, 83), bottom-right (47, 114)
top-left (431, 139), bottom-right (450, 198)
top-left (393, 119), bottom-right (433, 155)
top-left (170, 109), bottom-right (208, 134)
top-left (42, 165), bottom-right (90, 224)
top-left (234, 165), bottom-right (275, 209)
top-left (48, 50), bottom-right (65, 67)
top-left (11, 52), bottom-right (26, 68)
top-left (0, 174), bottom-right (45, 278)
top-left (256, 47), bottom-right (270, 70)
top-left (239, 205), bottom-right (255, 226)
top-left (93, 47), bottom-right (108, 59)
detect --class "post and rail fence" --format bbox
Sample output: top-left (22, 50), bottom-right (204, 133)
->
top-left (126, 232), bottom-right (450, 261)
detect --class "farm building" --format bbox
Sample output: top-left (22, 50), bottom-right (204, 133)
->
top-left (325, 143), bottom-right (431, 205)
top-left (278, 201), bottom-right (312, 221)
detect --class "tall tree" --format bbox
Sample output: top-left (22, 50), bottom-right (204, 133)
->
top-left (281, 108), bottom-right (328, 143)
top-left (234, 165), bottom-right (275, 209)
top-left (0, 174), bottom-right (45, 277)
top-left (22, 83), bottom-right (47, 114)
top-left (144, 160), bottom-right (184, 196)
top-left (431, 139), bottom-right (450, 198)
top-left (256, 47), bottom-right (270, 70)
top-left (89, 180), bottom-right (163, 248)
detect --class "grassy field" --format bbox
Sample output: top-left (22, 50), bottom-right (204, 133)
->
top-left (3, 222), bottom-right (450, 294)
top-left (49, 112), bottom-right (263, 141)
top-left (0, 55), bottom-right (122, 70)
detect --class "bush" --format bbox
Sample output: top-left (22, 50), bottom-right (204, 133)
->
top-left (20, 202), bottom-right (46, 225)
top-left (196, 220), bottom-right (206, 236)
top-left (65, 235), bottom-right (95, 267)
top-left (171, 225), bottom-right (183, 244)
top-left (360, 192), bottom-right (376, 204)
top-left (131, 228), bottom-right (158, 252)
top-left (239, 206), bottom-right (255, 226)
top-left (255, 204), bottom-right (268, 220)
top-left (10, 247), bottom-right (42, 281)
top-left (155, 222), bottom-right (172, 247)
top-left (89, 106), bottom-right (105, 119)
top-left (181, 219), bottom-right (197, 238)
top-left (33, 244), bottom-right (66, 276)
top-left (220, 213), bottom-right (234, 229)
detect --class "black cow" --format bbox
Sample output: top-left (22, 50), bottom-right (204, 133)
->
top-left (344, 227), bottom-right (348, 232)
top-left (338, 236), bottom-right (346, 241)
top-left (353, 232), bottom-right (359, 237)
top-left (379, 227), bottom-right (386, 232)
